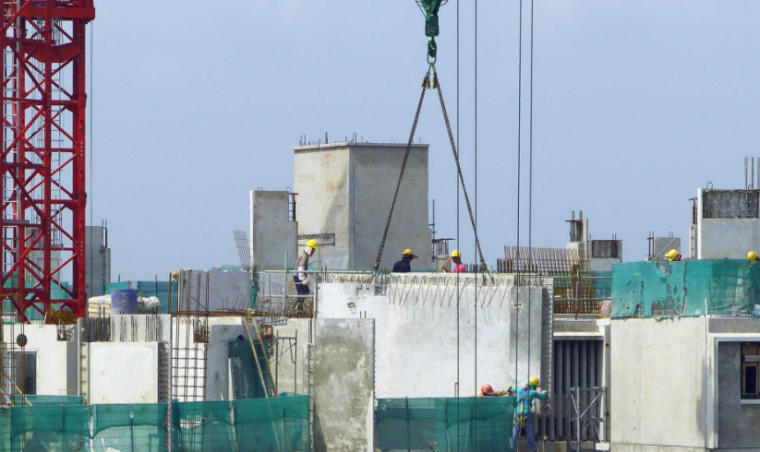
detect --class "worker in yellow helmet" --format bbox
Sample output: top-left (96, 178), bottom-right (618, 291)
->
top-left (444, 249), bottom-right (466, 273)
top-left (748, 251), bottom-right (758, 263)
top-left (664, 249), bottom-right (683, 262)
top-left (392, 248), bottom-right (418, 273)
top-left (294, 240), bottom-right (318, 309)
top-left (511, 376), bottom-right (547, 452)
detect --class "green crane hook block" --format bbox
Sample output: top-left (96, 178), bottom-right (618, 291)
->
top-left (415, 0), bottom-right (447, 61)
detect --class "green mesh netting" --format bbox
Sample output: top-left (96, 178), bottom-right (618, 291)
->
top-left (612, 259), bottom-right (760, 318)
top-left (2, 395), bottom-right (310, 452)
top-left (376, 397), bottom-right (515, 452)
top-left (10, 405), bottom-right (90, 452)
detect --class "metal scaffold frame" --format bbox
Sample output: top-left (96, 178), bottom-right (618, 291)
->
top-left (0, 0), bottom-right (95, 321)
top-left (566, 386), bottom-right (607, 452)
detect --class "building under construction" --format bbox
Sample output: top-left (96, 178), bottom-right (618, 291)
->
top-left (3, 2), bottom-right (760, 452)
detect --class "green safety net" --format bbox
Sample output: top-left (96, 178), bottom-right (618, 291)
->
top-left (376, 397), bottom-right (515, 452)
top-left (612, 259), bottom-right (760, 318)
top-left (1, 394), bottom-right (310, 452)
top-left (12, 395), bottom-right (84, 406)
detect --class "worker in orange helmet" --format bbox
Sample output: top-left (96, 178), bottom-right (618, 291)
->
top-left (477, 383), bottom-right (512, 397)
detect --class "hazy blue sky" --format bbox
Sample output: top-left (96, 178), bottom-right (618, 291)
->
top-left (90, 1), bottom-right (760, 280)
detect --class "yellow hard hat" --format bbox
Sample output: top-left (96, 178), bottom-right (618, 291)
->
top-left (401, 248), bottom-right (418, 259)
top-left (665, 249), bottom-right (679, 261)
top-left (529, 376), bottom-right (540, 387)
top-left (749, 251), bottom-right (758, 261)
top-left (451, 249), bottom-right (462, 258)
top-left (306, 239), bottom-right (318, 250)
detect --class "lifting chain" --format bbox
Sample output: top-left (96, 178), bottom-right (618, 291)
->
top-left (433, 73), bottom-right (488, 272)
top-left (374, 71), bottom-right (487, 273)
top-left (373, 73), bottom-right (431, 272)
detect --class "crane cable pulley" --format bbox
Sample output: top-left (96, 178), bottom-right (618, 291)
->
top-left (373, 70), bottom-right (487, 272)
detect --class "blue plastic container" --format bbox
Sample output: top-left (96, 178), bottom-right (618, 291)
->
top-left (111, 289), bottom-right (138, 314)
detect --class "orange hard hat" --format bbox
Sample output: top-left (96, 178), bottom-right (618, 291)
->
top-left (480, 383), bottom-right (495, 396)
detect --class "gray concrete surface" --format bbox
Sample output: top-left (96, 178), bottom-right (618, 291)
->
top-left (249, 190), bottom-right (298, 270)
top-left (509, 286), bottom-right (545, 388)
top-left (717, 341), bottom-right (760, 448)
top-left (697, 188), bottom-right (760, 259)
top-left (293, 142), bottom-right (431, 271)
top-left (176, 269), bottom-right (251, 312)
top-left (312, 318), bottom-right (374, 452)
top-left (85, 225), bottom-right (111, 297)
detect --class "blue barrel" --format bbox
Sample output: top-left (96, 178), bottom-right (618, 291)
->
top-left (111, 289), bottom-right (138, 314)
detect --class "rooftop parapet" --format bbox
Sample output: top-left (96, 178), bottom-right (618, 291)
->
top-left (611, 259), bottom-right (760, 319)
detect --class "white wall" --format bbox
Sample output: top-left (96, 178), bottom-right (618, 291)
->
top-left (317, 274), bottom-right (548, 398)
top-left (1, 324), bottom-right (70, 398)
top-left (611, 318), bottom-right (709, 448)
top-left (89, 342), bottom-right (158, 403)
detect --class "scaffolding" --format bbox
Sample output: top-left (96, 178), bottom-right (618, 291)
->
top-left (499, 246), bottom-right (611, 316)
top-left (566, 387), bottom-right (607, 452)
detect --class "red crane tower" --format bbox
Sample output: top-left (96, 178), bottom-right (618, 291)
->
top-left (0, 1), bottom-right (95, 321)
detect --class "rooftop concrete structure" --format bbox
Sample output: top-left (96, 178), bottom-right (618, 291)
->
top-left (293, 142), bottom-right (432, 271)
top-left (695, 188), bottom-right (760, 259)
top-left (85, 225), bottom-right (111, 297)
top-left (249, 190), bottom-right (298, 270)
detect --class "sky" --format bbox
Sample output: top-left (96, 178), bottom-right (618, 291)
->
top-left (89, 1), bottom-right (760, 280)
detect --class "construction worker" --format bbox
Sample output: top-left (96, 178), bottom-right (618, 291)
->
top-left (294, 240), bottom-right (318, 303)
top-left (510, 376), bottom-right (547, 452)
top-left (664, 249), bottom-right (683, 262)
top-left (392, 249), bottom-right (417, 273)
top-left (444, 249), bottom-right (466, 273)
top-left (478, 383), bottom-right (512, 397)
top-left (748, 251), bottom-right (758, 263)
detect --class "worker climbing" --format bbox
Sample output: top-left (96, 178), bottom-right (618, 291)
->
top-left (373, 0), bottom-right (487, 273)
top-left (511, 376), bottom-right (547, 452)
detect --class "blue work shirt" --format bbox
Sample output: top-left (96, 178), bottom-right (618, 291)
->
top-left (514, 386), bottom-right (547, 418)
top-left (392, 259), bottom-right (411, 273)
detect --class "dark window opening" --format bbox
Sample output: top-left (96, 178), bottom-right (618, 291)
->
top-left (742, 343), bottom-right (760, 400)
top-left (703, 190), bottom-right (760, 219)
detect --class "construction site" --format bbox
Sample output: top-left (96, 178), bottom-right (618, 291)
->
top-left (2, 1), bottom-right (760, 452)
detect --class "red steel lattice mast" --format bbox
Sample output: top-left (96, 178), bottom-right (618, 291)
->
top-left (0, 1), bottom-right (95, 321)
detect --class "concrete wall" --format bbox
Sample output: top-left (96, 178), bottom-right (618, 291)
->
top-left (271, 319), bottom-right (311, 394)
top-left (697, 188), bottom-right (760, 259)
top-left (293, 142), bottom-right (431, 271)
top-left (86, 225), bottom-right (111, 297)
top-left (1, 324), bottom-right (72, 398)
top-left (205, 318), bottom-right (247, 401)
top-left (176, 270), bottom-right (251, 312)
top-left (293, 145), bottom-right (351, 269)
top-left (89, 342), bottom-right (158, 403)
top-left (312, 318), bottom-right (374, 452)
top-left (351, 145), bottom-right (430, 271)
top-left (611, 318), bottom-right (709, 449)
top-left (716, 341), bottom-right (760, 448)
top-left (509, 287), bottom-right (544, 388)
top-left (316, 274), bottom-right (550, 398)
top-left (250, 190), bottom-right (297, 270)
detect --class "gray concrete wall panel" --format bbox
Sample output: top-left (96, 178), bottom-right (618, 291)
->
top-left (313, 318), bottom-right (374, 452)
top-left (250, 190), bottom-right (298, 270)
top-left (717, 342), bottom-right (760, 448)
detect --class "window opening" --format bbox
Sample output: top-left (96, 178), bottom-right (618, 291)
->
top-left (742, 342), bottom-right (760, 399)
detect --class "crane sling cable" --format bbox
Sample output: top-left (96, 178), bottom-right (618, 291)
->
top-left (372, 71), bottom-right (487, 272)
